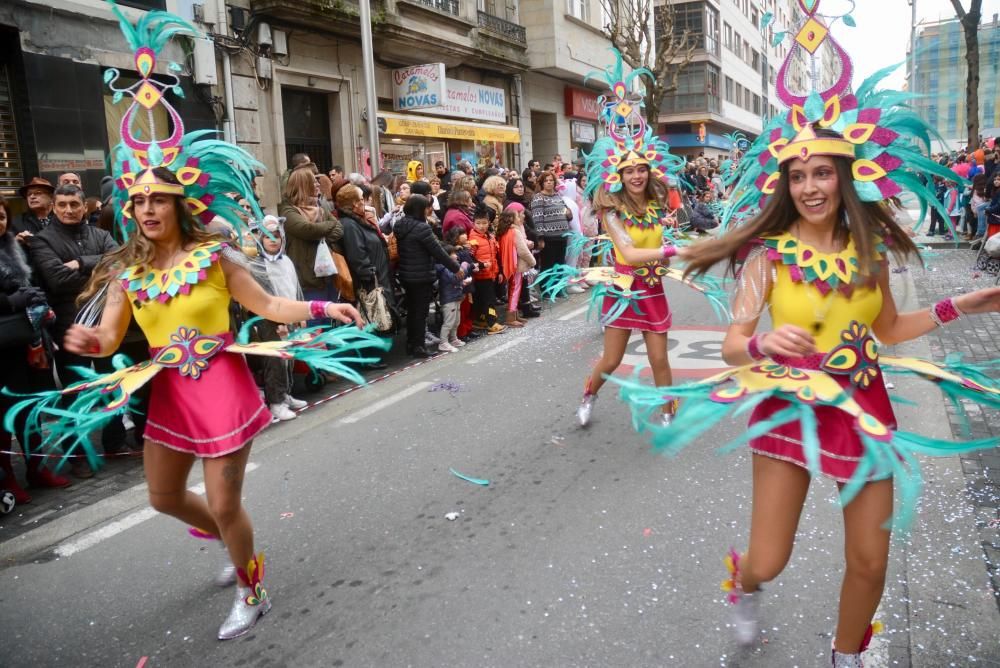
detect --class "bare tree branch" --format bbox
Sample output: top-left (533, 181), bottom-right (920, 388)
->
top-left (599, 0), bottom-right (699, 126)
top-left (948, 0), bottom-right (983, 148)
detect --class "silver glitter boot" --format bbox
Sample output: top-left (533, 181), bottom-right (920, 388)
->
top-left (732, 588), bottom-right (759, 645)
top-left (217, 553), bottom-right (270, 641)
top-left (831, 648), bottom-right (864, 667)
top-left (577, 393), bottom-right (596, 427)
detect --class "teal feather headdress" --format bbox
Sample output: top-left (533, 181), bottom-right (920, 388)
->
top-left (581, 49), bottom-right (685, 200)
top-left (721, 1), bottom-right (960, 230)
top-left (105, 0), bottom-right (263, 240)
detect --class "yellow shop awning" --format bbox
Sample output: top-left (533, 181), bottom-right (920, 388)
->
top-left (378, 112), bottom-right (520, 143)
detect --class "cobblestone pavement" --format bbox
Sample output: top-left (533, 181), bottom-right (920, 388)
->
top-left (907, 245), bottom-right (1000, 613)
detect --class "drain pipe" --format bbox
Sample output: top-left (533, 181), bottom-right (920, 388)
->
top-left (216, 0), bottom-right (237, 143)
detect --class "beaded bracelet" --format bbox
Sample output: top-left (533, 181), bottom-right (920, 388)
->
top-left (929, 297), bottom-right (963, 328)
top-left (746, 333), bottom-right (766, 361)
top-left (309, 300), bottom-right (331, 320)
top-left (661, 244), bottom-right (678, 260)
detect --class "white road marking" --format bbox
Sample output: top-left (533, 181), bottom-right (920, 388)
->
top-left (558, 304), bottom-right (590, 321)
top-left (53, 463), bottom-right (259, 558)
top-left (464, 337), bottom-right (524, 364)
top-left (338, 381), bottom-right (433, 424)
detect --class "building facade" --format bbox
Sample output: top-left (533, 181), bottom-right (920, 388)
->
top-left (655, 0), bottom-right (838, 160)
top-left (0, 0), bottom-right (625, 208)
top-left (911, 14), bottom-right (1000, 151)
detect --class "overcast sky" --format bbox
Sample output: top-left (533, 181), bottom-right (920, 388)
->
top-left (826, 0), bottom-right (1000, 89)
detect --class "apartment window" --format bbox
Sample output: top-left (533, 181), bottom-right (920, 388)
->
top-left (751, 6), bottom-right (759, 28)
top-left (724, 75), bottom-right (734, 102)
top-left (724, 22), bottom-right (733, 50)
top-left (567, 0), bottom-right (588, 22)
top-left (745, 87), bottom-right (752, 109)
top-left (736, 82), bottom-right (744, 106)
top-left (705, 5), bottom-right (720, 55)
top-left (752, 93), bottom-right (761, 115)
top-left (751, 49), bottom-right (760, 73)
top-left (735, 32), bottom-right (742, 57)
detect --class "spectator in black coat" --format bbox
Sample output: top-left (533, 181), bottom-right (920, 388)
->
top-left (10, 177), bottom-right (55, 248)
top-left (0, 194), bottom-right (71, 501)
top-left (29, 184), bottom-right (129, 470)
top-left (394, 195), bottom-right (463, 358)
top-left (335, 184), bottom-right (397, 317)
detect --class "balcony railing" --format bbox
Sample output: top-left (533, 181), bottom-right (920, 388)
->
top-left (413, 0), bottom-right (460, 16)
top-left (477, 10), bottom-right (526, 44)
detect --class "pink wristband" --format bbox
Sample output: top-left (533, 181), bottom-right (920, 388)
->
top-left (747, 333), bottom-right (766, 361)
top-left (930, 298), bottom-right (962, 327)
top-left (661, 244), bottom-right (678, 260)
top-left (309, 300), bottom-right (330, 320)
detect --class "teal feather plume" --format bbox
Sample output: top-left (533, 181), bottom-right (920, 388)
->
top-left (109, 1), bottom-right (198, 54)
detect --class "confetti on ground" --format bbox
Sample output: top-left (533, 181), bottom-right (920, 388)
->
top-left (428, 381), bottom-right (463, 396)
top-left (135, 658), bottom-right (148, 668)
top-left (643, 528), bottom-right (653, 538)
top-left (449, 468), bottom-right (489, 486)
top-left (444, 511), bottom-right (460, 521)
top-left (280, 512), bottom-right (294, 519)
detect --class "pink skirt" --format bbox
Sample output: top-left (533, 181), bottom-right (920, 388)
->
top-left (748, 358), bottom-right (896, 482)
top-left (602, 265), bottom-right (672, 333)
top-left (144, 344), bottom-right (271, 458)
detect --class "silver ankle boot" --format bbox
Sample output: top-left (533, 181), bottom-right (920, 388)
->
top-left (732, 588), bottom-right (759, 645)
top-left (577, 393), bottom-right (596, 427)
top-left (831, 648), bottom-right (864, 667)
top-left (217, 553), bottom-right (270, 640)
top-left (215, 545), bottom-right (237, 587)
top-left (218, 584), bottom-right (272, 640)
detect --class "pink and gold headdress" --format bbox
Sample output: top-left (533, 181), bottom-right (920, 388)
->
top-left (722, 0), bottom-right (957, 226)
top-left (105, 1), bottom-right (262, 237)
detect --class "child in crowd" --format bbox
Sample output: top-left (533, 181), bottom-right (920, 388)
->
top-left (945, 179), bottom-right (961, 238)
top-left (435, 246), bottom-right (471, 352)
top-left (446, 226), bottom-right (482, 341)
top-left (468, 204), bottom-right (506, 335)
top-left (250, 215), bottom-right (309, 422)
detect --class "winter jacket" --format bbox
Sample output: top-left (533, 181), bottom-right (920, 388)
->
top-left (455, 246), bottom-right (478, 295)
top-left (29, 219), bottom-right (117, 334)
top-left (689, 202), bottom-right (719, 231)
top-left (442, 205), bottom-right (474, 238)
top-left (338, 210), bottom-right (394, 303)
top-left (484, 194), bottom-right (503, 219)
top-left (278, 201), bottom-right (344, 291)
top-left (435, 263), bottom-right (464, 304)
top-left (393, 215), bottom-right (460, 285)
top-left (530, 191), bottom-right (570, 237)
top-left (468, 228), bottom-right (499, 280)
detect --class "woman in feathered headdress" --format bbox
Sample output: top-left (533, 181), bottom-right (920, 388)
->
top-left (611, 3), bottom-right (1000, 664)
top-left (7, 2), bottom-right (387, 642)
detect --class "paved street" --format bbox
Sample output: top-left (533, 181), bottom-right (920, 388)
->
top-left (2, 271), bottom-right (1000, 667)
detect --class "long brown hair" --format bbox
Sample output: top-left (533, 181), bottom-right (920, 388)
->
top-left (592, 167), bottom-right (669, 218)
top-left (284, 168), bottom-right (317, 206)
top-left (79, 168), bottom-right (222, 304)
top-left (682, 154), bottom-right (919, 279)
top-left (496, 210), bottom-right (517, 239)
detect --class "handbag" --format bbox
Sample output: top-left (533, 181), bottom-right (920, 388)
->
top-left (357, 279), bottom-right (393, 333)
top-left (313, 240), bottom-right (337, 278)
top-left (0, 311), bottom-right (36, 349)
top-left (385, 232), bottom-right (399, 264)
top-left (331, 252), bottom-right (354, 302)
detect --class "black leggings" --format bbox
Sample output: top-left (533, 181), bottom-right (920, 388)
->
top-left (402, 281), bottom-right (433, 350)
top-left (539, 235), bottom-right (568, 272)
top-left (472, 279), bottom-right (498, 326)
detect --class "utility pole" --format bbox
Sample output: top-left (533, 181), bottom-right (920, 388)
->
top-left (908, 0), bottom-right (918, 93)
top-left (359, 0), bottom-right (381, 176)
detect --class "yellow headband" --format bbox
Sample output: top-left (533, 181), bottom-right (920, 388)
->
top-left (126, 168), bottom-right (185, 198)
top-left (617, 149), bottom-right (650, 171)
top-left (777, 124), bottom-right (854, 166)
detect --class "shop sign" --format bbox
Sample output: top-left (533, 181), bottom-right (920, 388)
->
top-left (571, 121), bottom-right (596, 144)
top-left (564, 87), bottom-right (600, 121)
top-left (392, 63), bottom-right (447, 112)
top-left (411, 79), bottom-right (506, 123)
top-left (378, 113), bottom-right (520, 143)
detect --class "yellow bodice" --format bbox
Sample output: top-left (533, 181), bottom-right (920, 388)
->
top-left (763, 233), bottom-right (884, 352)
top-left (119, 242), bottom-right (232, 348)
top-left (612, 203), bottom-right (664, 266)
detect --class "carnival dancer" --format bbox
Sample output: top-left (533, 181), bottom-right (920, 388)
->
top-left (531, 50), bottom-right (726, 427)
top-left (609, 3), bottom-right (1000, 665)
top-left (5, 3), bottom-right (387, 642)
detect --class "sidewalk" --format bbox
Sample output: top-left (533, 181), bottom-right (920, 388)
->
top-left (904, 247), bottom-right (1000, 615)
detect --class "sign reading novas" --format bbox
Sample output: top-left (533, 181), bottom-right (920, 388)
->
top-left (413, 79), bottom-right (506, 123)
top-left (393, 63), bottom-right (447, 111)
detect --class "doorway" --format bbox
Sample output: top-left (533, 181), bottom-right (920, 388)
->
top-left (281, 87), bottom-right (332, 175)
